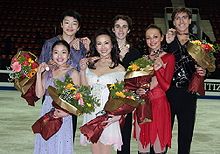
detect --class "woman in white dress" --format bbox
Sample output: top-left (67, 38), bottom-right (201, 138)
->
top-left (79, 28), bottom-right (125, 154)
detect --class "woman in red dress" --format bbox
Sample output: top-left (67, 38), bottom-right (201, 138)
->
top-left (134, 24), bottom-right (175, 154)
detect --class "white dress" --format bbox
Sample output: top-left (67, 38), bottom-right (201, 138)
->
top-left (80, 68), bottom-right (125, 151)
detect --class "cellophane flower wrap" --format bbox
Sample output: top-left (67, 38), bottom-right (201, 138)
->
top-left (187, 40), bottom-right (217, 95)
top-left (104, 81), bottom-right (143, 115)
top-left (8, 51), bottom-right (39, 106)
top-left (48, 75), bottom-right (100, 116)
top-left (187, 40), bottom-right (216, 72)
top-left (125, 55), bottom-right (154, 124)
top-left (32, 75), bottom-right (99, 140)
top-left (80, 81), bottom-right (142, 144)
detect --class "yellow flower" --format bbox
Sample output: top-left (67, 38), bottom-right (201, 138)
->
top-left (191, 40), bottom-right (202, 45)
top-left (27, 69), bottom-right (36, 78)
top-left (28, 58), bottom-right (34, 63)
top-left (130, 64), bottom-right (139, 71)
top-left (115, 91), bottom-right (126, 98)
top-left (87, 103), bottom-right (92, 107)
top-left (109, 84), bottom-right (115, 90)
top-left (66, 83), bottom-right (76, 91)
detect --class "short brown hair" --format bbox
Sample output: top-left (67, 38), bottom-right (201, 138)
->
top-left (112, 15), bottom-right (132, 30)
top-left (171, 7), bottom-right (192, 21)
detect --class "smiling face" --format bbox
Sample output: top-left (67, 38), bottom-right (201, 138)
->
top-left (112, 19), bottom-right (130, 40)
top-left (52, 44), bottom-right (69, 66)
top-left (173, 12), bottom-right (191, 33)
top-left (145, 28), bottom-right (164, 52)
top-left (95, 34), bottom-right (113, 59)
top-left (61, 16), bottom-right (80, 36)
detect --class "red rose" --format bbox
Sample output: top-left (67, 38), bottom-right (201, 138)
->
top-left (31, 62), bottom-right (39, 69)
top-left (23, 61), bottom-right (30, 66)
top-left (201, 44), bottom-right (212, 52)
top-left (22, 53), bottom-right (31, 59)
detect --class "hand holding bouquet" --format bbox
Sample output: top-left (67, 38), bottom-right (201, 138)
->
top-left (80, 81), bottom-right (142, 143)
top-left (125, 55), bottom-right (154, 123)
top-left (32, 75), bottom-right (99, 140)
top-left (8, 51), bottom-right (39, 106)
top-left (187, 40), bottom-right (216, 72)
top-left (187, 40), bottom-right (217, 95)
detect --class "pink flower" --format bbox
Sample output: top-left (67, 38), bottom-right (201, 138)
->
top-left (78, 98), bottom-right (84, 106)
top-left (11, 61), bottom-right (21, 72)
top-left (12, 57), bottom-right (18, 63)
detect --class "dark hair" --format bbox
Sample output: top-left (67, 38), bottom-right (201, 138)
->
top-left (60, 9), bottom-right (81, 27)
top-left (87, 28), bottom-right (120, 69)
top-left (145, 24), bottom-right (165, 53)
top-left (112, 15), bottom-right (132, 30)
top-left (52, 40), bottom-right (70, 53)
top-left (145, 24), bottom-right (163, 36)
top-left (171, 7), bottom-right (192, 21)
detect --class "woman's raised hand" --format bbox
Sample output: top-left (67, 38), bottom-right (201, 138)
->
top-left (37, 62), bottom-right (49, 74)
top-left (79, 58), bottom-right (88, 71)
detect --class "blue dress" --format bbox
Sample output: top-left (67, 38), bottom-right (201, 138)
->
top-left (34, 70), bottom-right (74, 154)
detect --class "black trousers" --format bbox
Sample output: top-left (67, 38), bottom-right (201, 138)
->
top-left (166, 86), bottom-right (197, 154)
top-left (117, 112), bottom-right (132, 154)
top-left (72, 115), bottom-right (77, 143)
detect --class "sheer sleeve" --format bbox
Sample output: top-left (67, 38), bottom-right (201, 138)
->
top-left (155, 54), bottom-right (175, 92)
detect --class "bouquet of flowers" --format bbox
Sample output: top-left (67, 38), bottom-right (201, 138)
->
top-left (126, 55), bottom-right (154, 78)
top-left (124, 55), bottom-right (154, 124)
top-left (32, 75), bottom-right (99, 140)
top-left (49, 75), bottom-right (100, 115)
top-left (8, 51), bottom-right (39, 106)
top-left (187, 40), bottom-right (216, 72)
top-left (104, 82), bottom-right (143, 115)
top-left (80, 81), bottom-right (142, 143)
top-left (187, 40), bottom-right (216, 95)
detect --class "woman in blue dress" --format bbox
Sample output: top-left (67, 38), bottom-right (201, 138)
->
top-left (34, 40), bottom-right (80, 154)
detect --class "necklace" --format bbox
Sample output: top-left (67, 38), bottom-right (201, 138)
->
top-left (151, 48), bottom-right (163, 57)
top-left (149, 48), bottom-right (163, 60)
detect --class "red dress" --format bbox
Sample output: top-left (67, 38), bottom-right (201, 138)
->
top-left (134, 53), bottom-right (175, 151)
